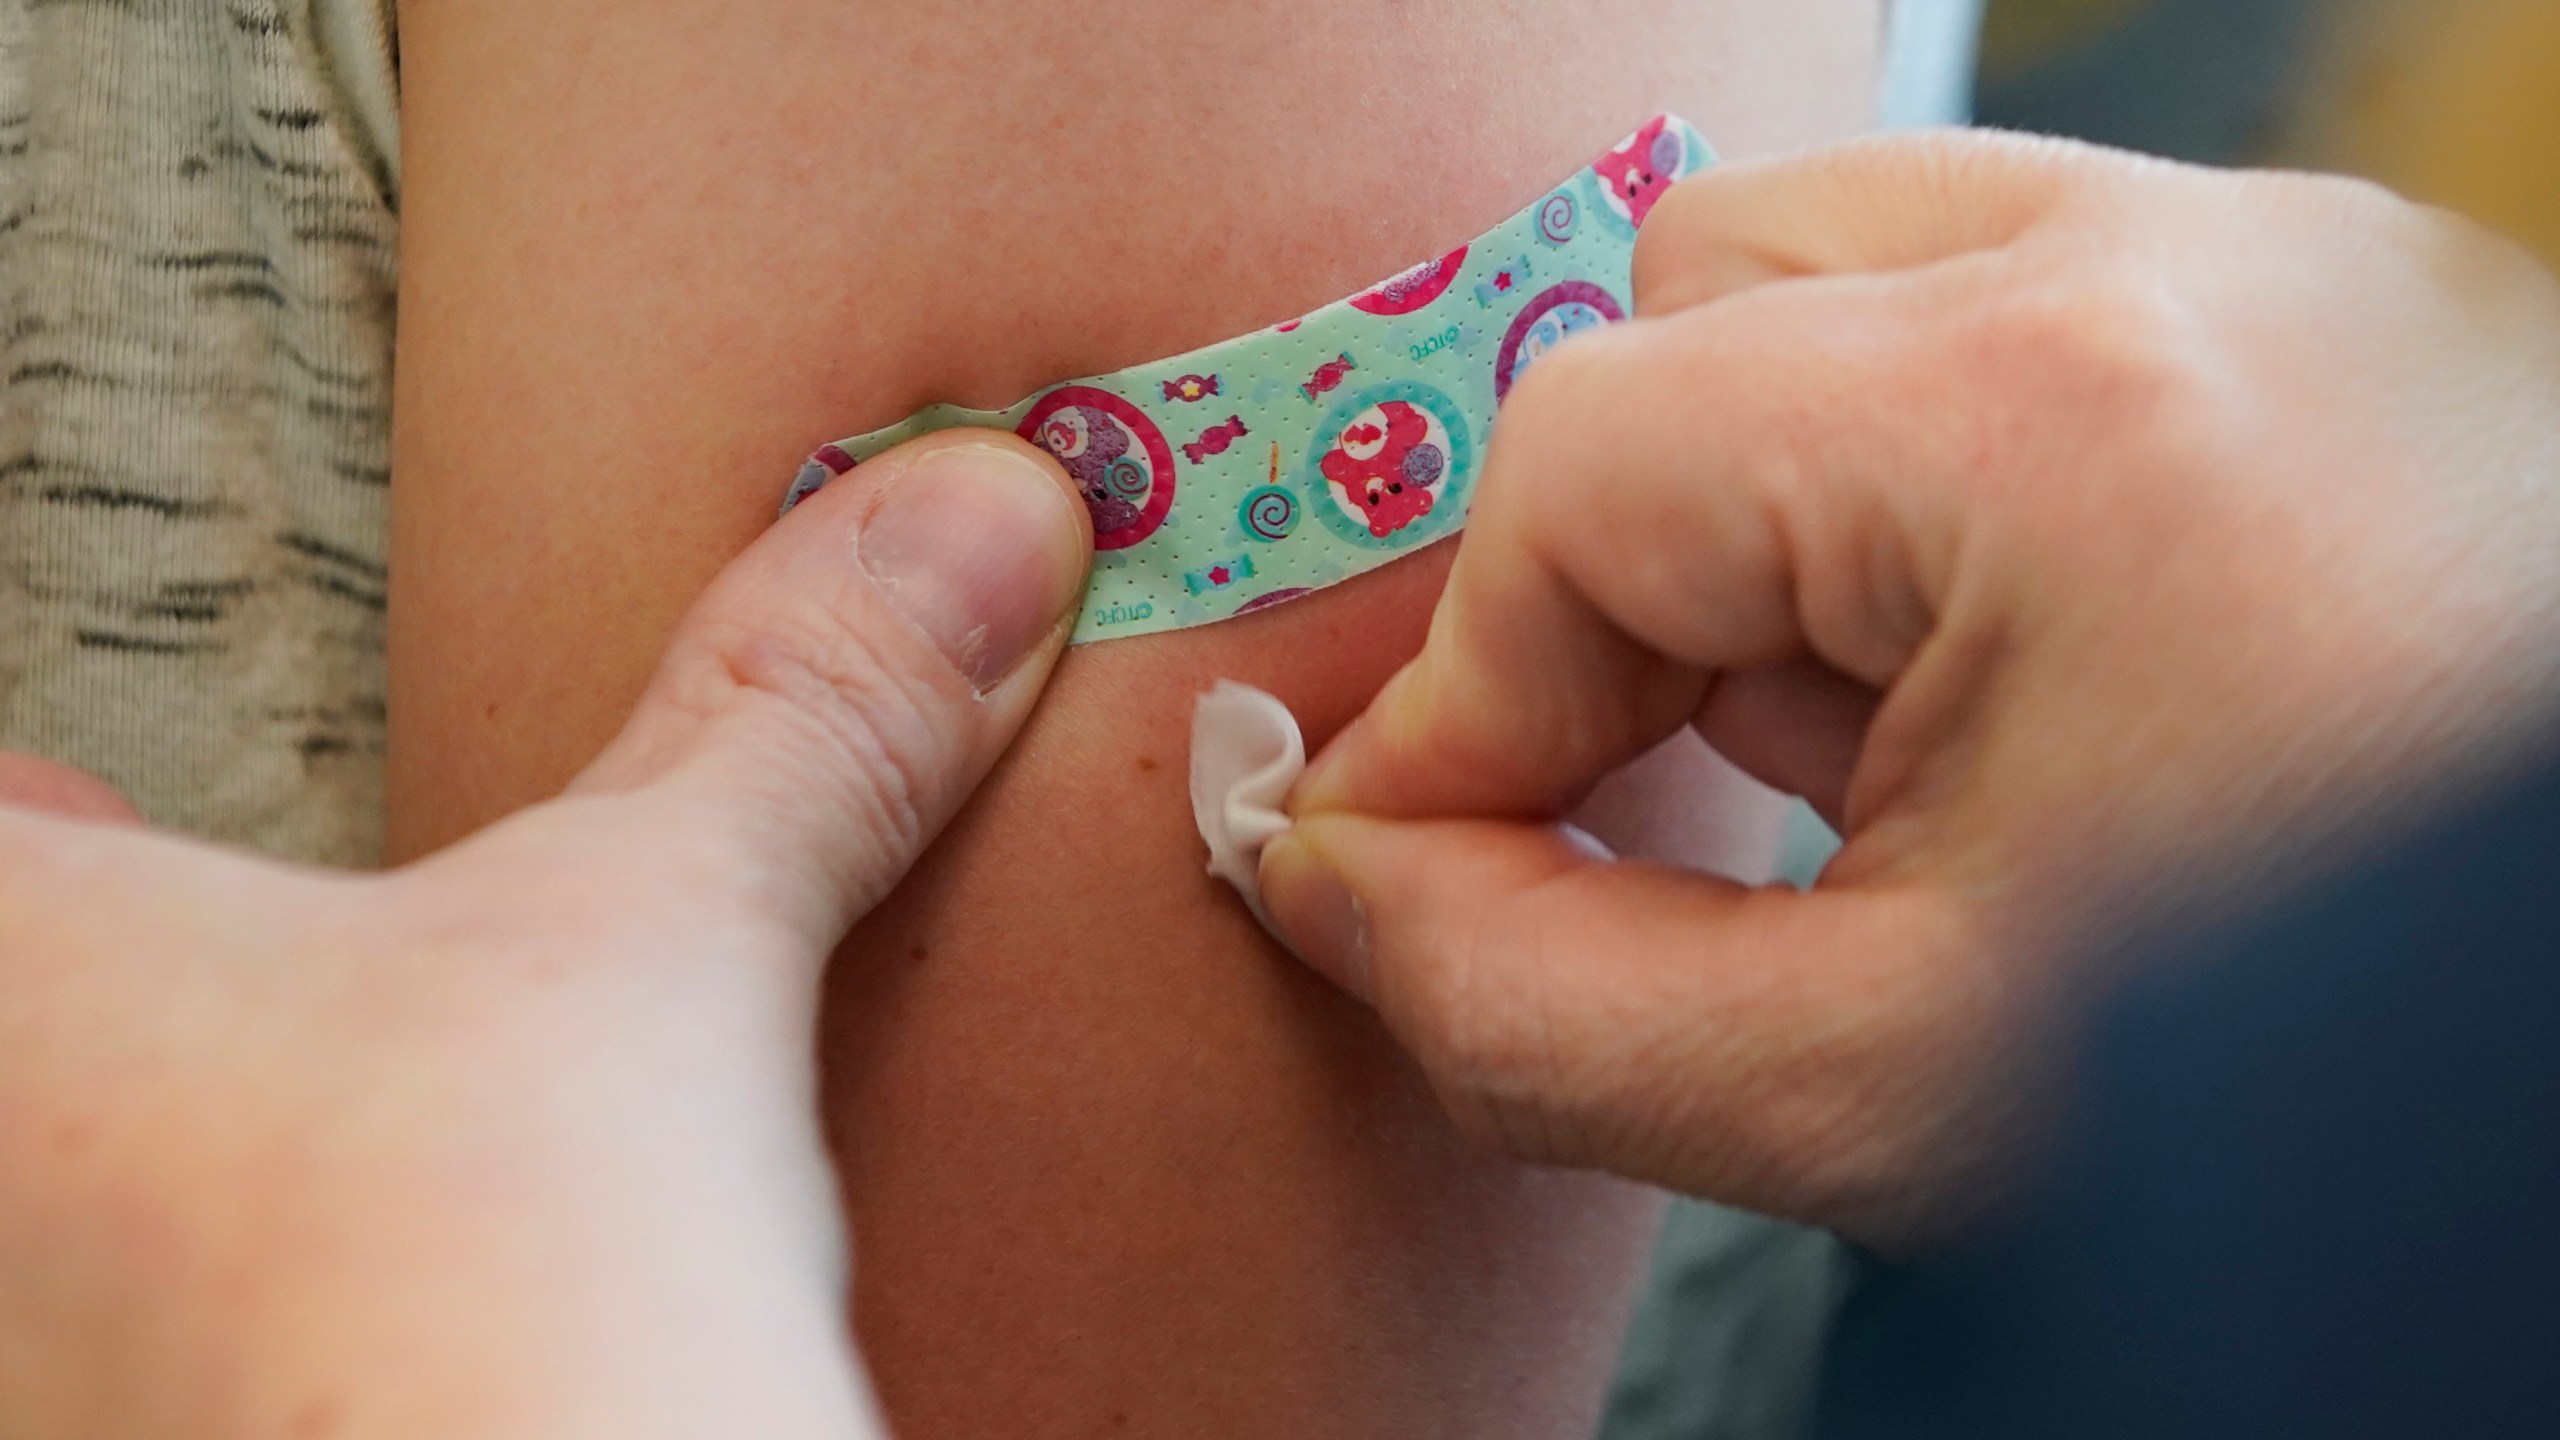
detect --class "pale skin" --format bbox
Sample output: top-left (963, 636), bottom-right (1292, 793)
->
top-left (1261, 133), bottom-right (2560, 1252)
top-left (6, 81), bottom-right (2560, 1440)
top-left (0, 431), bottom-right (1094, 1440)
top-left (385, 4), bottom-right (1881, 1438)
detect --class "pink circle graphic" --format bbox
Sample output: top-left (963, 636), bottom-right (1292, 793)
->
top-left (1349, 245), bottom-right (1469, 317)
top-left (1019, 386), bottom-right (1177, 551)
top-left (1492, 281), bottom-right (1626, 401)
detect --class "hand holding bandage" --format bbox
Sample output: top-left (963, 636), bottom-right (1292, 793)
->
top-left (0, 434), bottom-right (1090, 1440)
top-left (1254, 132), bottom-right (2560, 1250)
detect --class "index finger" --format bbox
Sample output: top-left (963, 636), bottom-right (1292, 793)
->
top-left (1293, 133), bottom-right (2146, 827)
top-left (1633, 129), bottom-right (2148, 315)
top-left (1290, 272), bottom-right (1945, 826)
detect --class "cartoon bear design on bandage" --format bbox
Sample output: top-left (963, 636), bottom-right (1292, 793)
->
top-left (1019, 385), bottom-right (1178, 550)
top-left (1039, 404), bottom-right (1141, 535)
top-left (1318, 400), bottom-right (1445, 538)
top-left (1593, 114), bottom-right (1684, 230)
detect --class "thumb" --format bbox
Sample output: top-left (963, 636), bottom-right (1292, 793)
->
top-left (534, 429), bottom-right (1093, 951)
top-left (1259, 814), bottom-right (2029, 1247)
top-left (0, 754), bottom-right (144, 825)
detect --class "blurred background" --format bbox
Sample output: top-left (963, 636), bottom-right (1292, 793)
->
top-left (1977, 0), bottom-right (2556, 266)
top-left (1598, 1), bottom-right (2560, 1437)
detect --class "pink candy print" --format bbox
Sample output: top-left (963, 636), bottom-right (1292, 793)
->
top-left (1301, 352), bottom-right (1357, 402)
top-left (1181, 415), bottom-right (1250, 465)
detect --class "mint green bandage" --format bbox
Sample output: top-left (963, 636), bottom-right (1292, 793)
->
top-left (784, 115), bottom-right (1714, 644)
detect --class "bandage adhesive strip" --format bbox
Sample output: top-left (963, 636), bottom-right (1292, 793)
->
top-left (784, 115), bottom-right (1713, 644)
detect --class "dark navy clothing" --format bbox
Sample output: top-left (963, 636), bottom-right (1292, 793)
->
top-left (1821, 750), bottom-right (2560, 1440)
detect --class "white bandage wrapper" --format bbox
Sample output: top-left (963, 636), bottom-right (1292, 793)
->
top-left (1189, 681), bottom-right (1305, 926)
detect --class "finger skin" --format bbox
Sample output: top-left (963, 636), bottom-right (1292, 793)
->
top-left (1295, 130), bottom-right (2208, 831)
top-left (1274, 131), bottom-right (2560, 1251)
top-left (0, 755), bottom-right (143, 826)
top-left (1262, 813), bottom-right (2026, 1247)
top-left (481, 428), bottom-right (1094, 957)
top-left (1295, 271), bottom-right (1958, 829)
top-left (1692, 661), bottom-right (1879, 831)
top-left (1630, 129), bottom-right (2157, 315)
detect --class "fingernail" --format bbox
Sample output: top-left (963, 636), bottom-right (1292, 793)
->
top-left (1258, 832), bottom-right (1374, 1002)
top-left (858, 442), bottom-right (1089, 690)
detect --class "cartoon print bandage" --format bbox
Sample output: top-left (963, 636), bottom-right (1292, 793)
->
top-left (785, 115), bottom-right (1713, 644)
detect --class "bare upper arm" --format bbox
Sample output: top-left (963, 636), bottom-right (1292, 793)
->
top-left (387, 2), bottom-right (1878, 1435)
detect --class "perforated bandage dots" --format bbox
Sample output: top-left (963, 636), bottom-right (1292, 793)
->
top-left (783, 115), bottom-right (1714, 643)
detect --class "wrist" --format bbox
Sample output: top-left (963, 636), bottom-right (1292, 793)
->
top-left (17, 1045), bottom-right (867, 1440)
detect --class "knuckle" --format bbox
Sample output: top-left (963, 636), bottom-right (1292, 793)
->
top-left (671, 600), bottom-right (959, 858)
top-left (1886, 128), bottom-right (2015, 217)
top-left (1967, 249), bottom-right (2221, 455)
top-left (2257, 167), bottom-right (2405, 228)
top-left (1629, 172), bottom-right (1709, 267)
top-left (2396, 198), bottom-right (2557, 314)
top-left (1485, 324), bottom-right (1648, 526)
top-left (1958, 127), bottom-right (2162, 200)
top-left (1629, 177), bottom-right (1751, 309)
top-left (1887, 129), bottom-right (2130, 237)
top-left (2245, 169), bottom-right (2462, 271)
